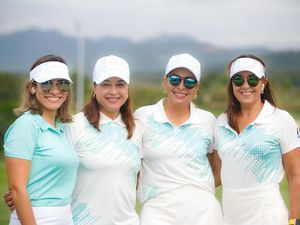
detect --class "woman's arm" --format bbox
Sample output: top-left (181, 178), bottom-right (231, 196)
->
top-left (5, 157), bottom-right (37, 225)
top-left (283, 147), bottom-right (300, 219)
top-left (208, 150), bottom-right (222, 187)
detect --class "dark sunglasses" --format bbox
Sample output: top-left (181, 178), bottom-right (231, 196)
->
top-left (168, 74), bottom-right (197, 89)
top-left (231, 73), bottom-right (261, 87)
top-left (34, 79), bottom-right (71, 93)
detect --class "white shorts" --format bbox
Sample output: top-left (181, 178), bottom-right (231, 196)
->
top-left (9, 204), bottom-right (73, 225)
top-left (140, 185), bottom-right (224, 225)
top-left (222, 184), bottom-right (288, 225)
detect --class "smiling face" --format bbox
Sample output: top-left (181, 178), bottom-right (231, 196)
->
top-left (93, 76), bottom-right (129, 119)
top-left (232, 71), bottom-right (266, 107)
top-left (163, 68), bottom-right (199, 107)
top-left (32, 78), bottom-right (68, 117)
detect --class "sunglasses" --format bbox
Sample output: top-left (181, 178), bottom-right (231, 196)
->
top-left (34, 79), bottom-right (71, 93)
top-left (168, 74), bottom-right (197, 89)
top-left (231, 73), bottom-right (261, 87)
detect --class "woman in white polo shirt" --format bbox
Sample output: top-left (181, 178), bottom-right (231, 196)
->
top-left (213, 55), bottom-right (300, 225)
top-left (135, 53), bottom-right (223, 225)
top-left (4, 55), bottom-right (79, 225)
top-left (64, 55), bottom-right (142, 225)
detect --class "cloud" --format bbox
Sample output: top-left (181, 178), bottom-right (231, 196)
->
top-left (0, 0), bottom-right (300, 50)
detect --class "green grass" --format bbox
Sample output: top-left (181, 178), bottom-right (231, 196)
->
top-left (0, 159), bottom-right (10, 224)
top-left (0, 159), bottom-right (290, 224)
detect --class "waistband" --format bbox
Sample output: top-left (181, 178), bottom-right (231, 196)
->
top-left (223, 184), bottom-right (281, 200)
top-left (11, 204), bottom-right (72, 218)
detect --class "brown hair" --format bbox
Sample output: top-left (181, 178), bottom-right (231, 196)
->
top-left (226, 54), bottom-right (277, 132)
top-left (82, 85), bottom-right (135, 139)
top-left (14, 55), bottom-right (73, 122)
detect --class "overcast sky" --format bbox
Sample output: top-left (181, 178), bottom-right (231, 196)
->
top-left (1, 0), bottom-right (300, 50)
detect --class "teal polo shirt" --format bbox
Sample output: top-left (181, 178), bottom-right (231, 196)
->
top-left (4, 111), bottom-right (79, 206)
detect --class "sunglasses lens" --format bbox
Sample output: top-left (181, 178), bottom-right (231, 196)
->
top-left (40, 81), bottom-right (52, 92)
top-left (232, 74), bottom-right (244, 86)
top-left (57, 80), bottom-right (71, 92)
top-left (247, 75), bottom-right (260, 87)
top-left (168, 75), bottom-right (181, 86)
top-left (184, 78), bottom-right (197, 89)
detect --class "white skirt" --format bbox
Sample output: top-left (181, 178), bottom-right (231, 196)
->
top-left (9, 204), bottom-right (73, 225)
top-left (222, 184), bottom-right (288, 225)
top-left (139, 185), bottom-right (224, 225)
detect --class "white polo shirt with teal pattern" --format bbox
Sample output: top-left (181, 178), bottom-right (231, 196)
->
top-left (4, 111), bottom-right (79, 207)
top-left (65, 112), bottom-right (142, 225)
top-left (214, 101), bottom-right (300, 189)
top-left (135, 99), bottom-right (216, 204)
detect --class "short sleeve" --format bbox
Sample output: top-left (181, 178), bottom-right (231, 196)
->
top-left (133, 119), bottom-right (146, 159)
top-left (213, 113), bottom-right (227, 152)
top-left (207, 115), bottom-right (216, 154)
top-left (4, 116), bottom-right (38, 160)
top-left (278, 111), bottom-right (300, 154)
top-left (64, 121), bottom-right (77, 148)
top-left (64, 113), bottom-right (83, 148)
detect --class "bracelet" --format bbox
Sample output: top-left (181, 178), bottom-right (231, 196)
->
top-left (289, 219), bottom-right (300, 225)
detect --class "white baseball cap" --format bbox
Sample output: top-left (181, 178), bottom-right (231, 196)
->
top-left (165, 53), bottom-right (201, 81)
top-left (230, 57), bottom-right (266, 78)
top-left (93, 55), bottom-right (130, 84)
top-left (29, 61), bottom-right (72, 83)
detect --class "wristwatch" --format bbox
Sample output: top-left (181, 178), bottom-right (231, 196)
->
top-left (289, 219), bottom-right (300, 225)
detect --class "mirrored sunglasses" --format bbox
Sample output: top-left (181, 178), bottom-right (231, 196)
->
top-left (168, 74), bottom-right (197, 89)
top-left (34, 79), bottom-right (71, 93)
top-left (231, 73), bottom-right (261, 87)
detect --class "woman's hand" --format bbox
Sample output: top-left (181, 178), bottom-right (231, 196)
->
top-left (3, 191), bottom-right (15, 211)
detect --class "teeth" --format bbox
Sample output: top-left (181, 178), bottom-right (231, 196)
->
top-left (174, 92), bottom-right (187, 97)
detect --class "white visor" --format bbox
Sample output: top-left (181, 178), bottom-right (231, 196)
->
top-left (230, 57), bottom-right (265, 78)
top-left (93, 55), bottom-right (130, 84)
top-left (29, 61), bottom-right (72, 83)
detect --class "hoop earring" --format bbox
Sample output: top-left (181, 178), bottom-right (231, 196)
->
top-left (163, 89), bottom-right (168, 96)
top-left (31, 87), bottom-right (35, 94)
top-left (93, 93), bottom-right (96, 99)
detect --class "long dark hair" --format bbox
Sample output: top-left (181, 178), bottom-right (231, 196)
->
top-left (226, 54), bottom-right (277, 132)
top-left (14, 54), bottom-right (73, 122)
top-left (82, 85), bottom-right (135, 139)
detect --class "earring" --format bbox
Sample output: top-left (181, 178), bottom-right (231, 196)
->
top-left (31, 87), bottom-right (35, 94)
top-left (193, 94), bottom-right (197, 100)
top-left (93, 93), bottom-right (96, 98)
top-left (163, 89), bottom-right (168, 96)
top-left (261, 84), bottom-right (265, 94)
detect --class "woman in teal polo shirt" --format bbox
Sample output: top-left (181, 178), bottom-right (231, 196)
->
top-left (4, 55), bottom-right (79, 225)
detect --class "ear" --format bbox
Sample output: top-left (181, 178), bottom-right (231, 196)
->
top-left (261, 79), bottom-right (267, 90)
top-left (196, 82), bottom-right (201, 92)
top-left (162, 76), bottom-right (168, 89)
top-left (31, 87), bottom-right (36, 94)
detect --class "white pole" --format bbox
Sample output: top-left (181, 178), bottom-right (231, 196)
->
top-left (76, 23), bottom-right (85, 112)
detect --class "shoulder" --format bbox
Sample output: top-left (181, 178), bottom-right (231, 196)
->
top-left (216, 112), bottom-right (227, 123)
top-left (192, 105), bottom-right (216, 124)
top-left (4, 112), bottom-right (40, 142)
top-left (11, 112), bottom-right (40, 130)
top-left (134, 104), bottom-right (156, 119)
top-left (271, 107), bottom-right (298, 127)
top-left (64, 112), bottom-right (86, 130)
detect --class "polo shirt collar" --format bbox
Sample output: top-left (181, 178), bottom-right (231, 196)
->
top-left (221, 100), bottom-right (276, 130)
top-left (99, 112), bottom-right (126, 127)
top-left (27, 111), bottom-right (64, 132)
top-left (153, 98), bottom-right (200, 126)
top-left (252, 100), bottom-right (276, 125)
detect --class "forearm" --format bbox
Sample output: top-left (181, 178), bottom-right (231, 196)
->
top-left (11, 188), bottom-right (36, 225)
top-left (288, 175), bottom-right (300, 218)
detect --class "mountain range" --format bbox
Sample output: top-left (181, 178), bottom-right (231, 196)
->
top-left (0, 29), bottom-right (299, 78)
